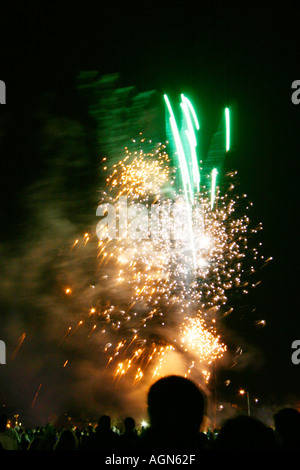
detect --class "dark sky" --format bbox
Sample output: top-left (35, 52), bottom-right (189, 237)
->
top-left (1, 3), bottom-right (300, 423)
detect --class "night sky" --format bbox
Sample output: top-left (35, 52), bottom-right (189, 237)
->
top-left (1, 3), bottom-right (300, 424)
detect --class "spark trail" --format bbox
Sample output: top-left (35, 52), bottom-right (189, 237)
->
top-left (58, 125), bottom-right (261, 387)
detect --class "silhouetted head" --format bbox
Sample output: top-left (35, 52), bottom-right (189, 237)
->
top-left (216, 415), bottom-right (276, 450)
top-left (147, 375), bottom-right (206, 435)
top-left (274, 407), bottom-right (300, 435)
top-left (274, 407), bottom-right (300, 447)
top-left (55, 429), bottom-right (78, 450)
top-left (97, 415), bottom-right (111, 432)
top-left (124, 417), bottom-right (135, 431)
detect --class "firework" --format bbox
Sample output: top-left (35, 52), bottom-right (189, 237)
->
top-left (58, 137), bottom-right (262, 388)
top-left (57, 97), bottom-right (262, 389)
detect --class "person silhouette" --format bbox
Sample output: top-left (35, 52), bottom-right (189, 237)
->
top-left (215, 415), bottom-right (276, 450)
top-left (86, 415), bottom-right (119, 450)
top-left (274, 407), bottom-right (300, 449)
top-left (119, 417), bottom-right (140, 450)
top-left (141, 375), bottom-right (206, 451)
top-left (54, 429), bottom-right (78, 450)
top-left (0, 413), bottom-right (19, 450)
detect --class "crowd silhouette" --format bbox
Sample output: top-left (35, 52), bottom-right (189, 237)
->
top-left (0, 375), bottom-right (299, 451)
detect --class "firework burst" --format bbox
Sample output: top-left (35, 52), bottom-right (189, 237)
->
top-left (58, 134), bottom-right (263, 387)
